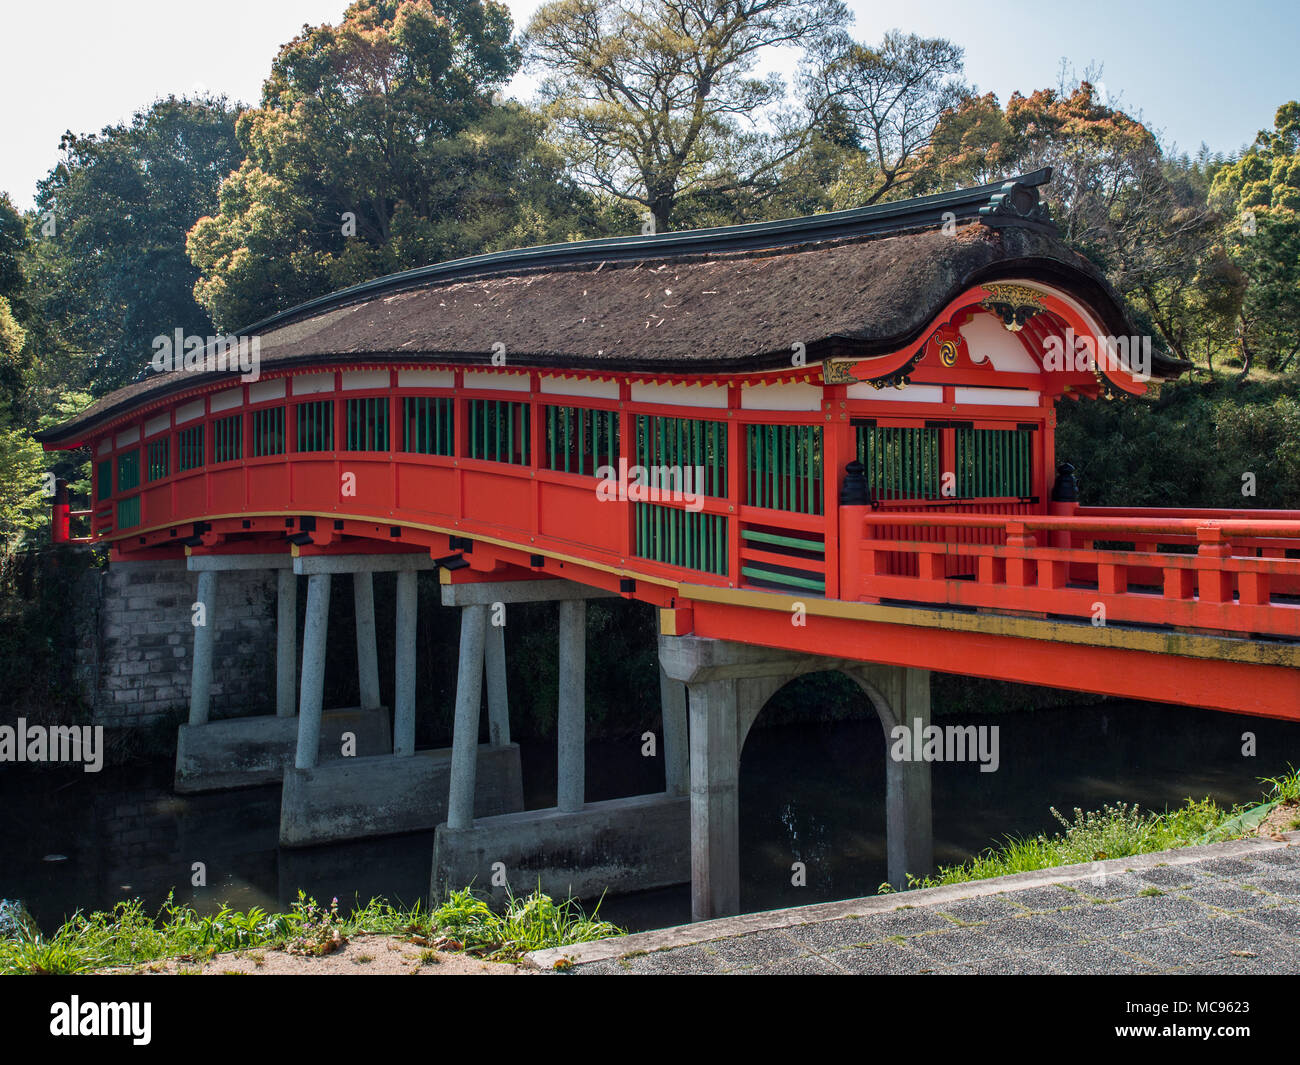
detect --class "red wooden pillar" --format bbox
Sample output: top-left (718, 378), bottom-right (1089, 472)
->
top-left (454, 370), bottom-right (468, 523)
top-left (822, 385), bottom-right (850, 600)
top-left (529, 372), bottom-right (544, 539)
top-left (618, 383), bottom-right (634, 561)
top-left (51, 478), bottom-right (70, 544)
top-left (726, 388), bottom-right (742, 587)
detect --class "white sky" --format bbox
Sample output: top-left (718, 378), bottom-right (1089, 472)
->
top-left (2, 0), bottom-right (1295, 209)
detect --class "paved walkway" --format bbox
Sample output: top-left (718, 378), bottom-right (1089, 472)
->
top-left (531, 832), bottom-right (1300, 975)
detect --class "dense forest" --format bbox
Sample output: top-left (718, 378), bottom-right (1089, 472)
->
top-left (0, 0), bottom-right (1296, 733)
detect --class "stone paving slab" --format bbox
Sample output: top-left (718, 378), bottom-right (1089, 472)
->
top-left (532, 832), bottom-right (1300, 975)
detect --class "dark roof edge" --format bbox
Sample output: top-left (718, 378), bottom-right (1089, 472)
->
top-left (235, 169), bottom-right (1056, 337)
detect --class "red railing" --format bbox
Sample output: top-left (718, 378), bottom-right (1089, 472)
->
top-left (840, 507), bottom-right (1300, 639)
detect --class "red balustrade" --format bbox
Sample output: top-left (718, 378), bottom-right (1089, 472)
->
top-left (841, 508), bottom-right (1300, 639)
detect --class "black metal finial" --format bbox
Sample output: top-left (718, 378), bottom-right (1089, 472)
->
top-left (840, 460), bottom-right (872, 505)
top-left (1051, 462), bottom-right (1079, 502)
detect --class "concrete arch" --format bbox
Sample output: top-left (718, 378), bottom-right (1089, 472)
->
top-left (735, 663), bottom-right (920, 755)
top-left (659, 634), bottom-right (933, 921)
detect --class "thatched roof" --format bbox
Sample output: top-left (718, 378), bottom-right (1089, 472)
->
top-left (38, 170), bottom-right (1185, 447)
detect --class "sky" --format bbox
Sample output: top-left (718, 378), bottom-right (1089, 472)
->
top-left (2, 0), bottom-right (1296, 210)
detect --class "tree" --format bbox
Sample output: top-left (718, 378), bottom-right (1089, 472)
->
top-left (1211, 102), bottom-right (1300, 377)
top-left (189, 0), bottom-right (597, 329)
top-left (922, 92), bottom-right (1017, 190)
top-left (32, 95), bottom-right (243, 394)
top-left (524, 0), bottom-right (848, 231)
top-left (802, 30), bottom-right (967, 206)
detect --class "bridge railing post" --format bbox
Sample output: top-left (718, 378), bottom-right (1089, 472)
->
top-left (1195, 525), bottom-right (1235, 604)
top-left (1004, 522), bottom-right (1036, 586)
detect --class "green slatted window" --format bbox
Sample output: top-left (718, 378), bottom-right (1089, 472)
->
top-left (467, 399), bottom-right (529, 464)
top-left (633, 503), bottom-right (729, 576)
top-left (745, 425), bottom-right (823, 514)
top-left (345, 397), bottom-right (389, 451)
top-left (96, 458), bottom-right (112, 500)
top-left (856, 424), bottom-right (942, 501)
top-left (295, 400), bottom-right (334, 452)
top-left (545, 406), bottom-right (619, 475)
top-left (116, 449), bottom-right (140, 493)
top-left (252, 406), bottom-right (286, 457)
top-left (117, 496), bottom-right (140, 529)
top-left (177, 426), bottom-right (205, 471)
top-left (633, 415), bottom-right (727, 498)
top-left (147, 438), bottom-right (168, 481)
top-left (402, 396), bottom-right (454, 455)
top-left (212, 414), bottom-right (242, 464)
top-left (955, 426), bottom-right (1033, 499)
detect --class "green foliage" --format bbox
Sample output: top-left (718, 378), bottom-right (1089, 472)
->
top-left (527, 0), bottom-right (849, 230)
top-left (1210, 102), bottom-right (1300, 375)
top-left (906, 799), bottom-right (1232, 890)
top-left (1056, 377), bottom-right (1300, 509)
top-left (899, 768), bottom-right (1295, 894)
top-left (189, 0), bottom-right (596, 328)
top-left (431, 886), bottom-right (621, 958)
top-left (32, 95), bottom-right (242, 394)
top-left (0, 888), bottom-right (620, 973)
top-left (806, 30), bottom-right (968, 208)
top-left (0, 421), bottom-right (48, 548)
top-left (1261, 765), bottom-right (1300, 805)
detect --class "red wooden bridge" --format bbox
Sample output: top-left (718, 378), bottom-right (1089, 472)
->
top-left (39, 169), bottom-right (1298, 720)
top-left (36, 169), bottom-right (1300, 919)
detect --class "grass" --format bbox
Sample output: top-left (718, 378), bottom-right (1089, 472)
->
top-left (427, 886), bottom-right (622, 959)
top-left (885, 766), bottom-right (1300, 894)
top-left (0, 887), bottom-right (623, 975)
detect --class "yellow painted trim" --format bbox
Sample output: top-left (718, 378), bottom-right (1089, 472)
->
top-left (676, 583), bottom-right (1300, 668)
top-left (659, 608), bottom-right (693, 637)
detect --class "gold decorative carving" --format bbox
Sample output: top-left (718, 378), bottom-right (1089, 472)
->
top-left (980, 283), bottom-right (1046, 332)
top-left (821, 360), bottom-right (860, 385)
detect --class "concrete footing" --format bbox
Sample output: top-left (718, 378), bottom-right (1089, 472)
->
top-left (431, 793), bottom-right (689, 905)
top-left (174, 707), bottom-right (392, 793)
top-left (279, 743), bottom-right (524, 847)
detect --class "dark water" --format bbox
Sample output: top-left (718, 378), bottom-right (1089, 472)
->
top-left (2, 702), bottom-right (1298, 934)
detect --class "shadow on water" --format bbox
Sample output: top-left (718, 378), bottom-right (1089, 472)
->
top-left (2, 701), bottom-right (1297, 935)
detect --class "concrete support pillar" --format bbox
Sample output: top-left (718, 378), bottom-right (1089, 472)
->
top-left (295, 573), bottom-right (332, 770)
top-left (485, 620), bottom-right (510, 746)
top-left (660, 665), bottom-right (689, 798)
top-left (687, 678), bottom-right (740, 922)
top-left (275, 569), bottom-right (297, 717)
top-left (556, 598), bottom-right (586, 813)
top-left (353, 571), bottom-right (381, 710)
top-left (393, 569), bottom-right (418, 756)
top-left (870, 666), bottom-right (934, 889)
top-left (447, 604), bottom-right (487, 830)
top-left (188, 570), bottom-right (218, 727)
